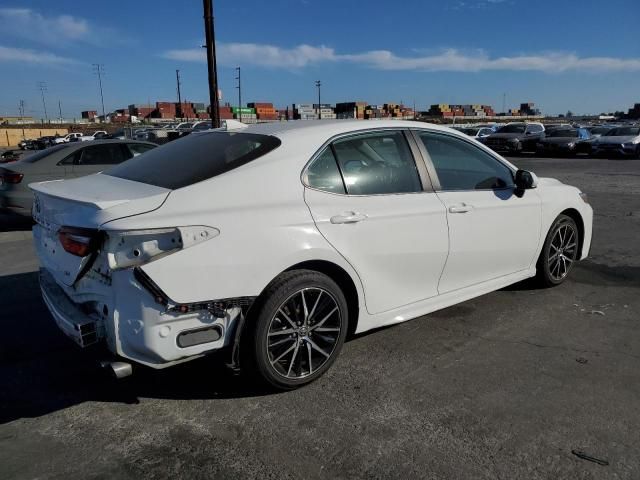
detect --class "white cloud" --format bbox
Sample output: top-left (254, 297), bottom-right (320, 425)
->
top-left (0, 8), bottom-right (126, 46)
top-left (0, 45), bottom-right (78, 65)
top-left (161, 42), bottom-right (640, 74)
top-left (165, 43), bottom-right (336, 68)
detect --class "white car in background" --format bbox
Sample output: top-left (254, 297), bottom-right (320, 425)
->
top-left (79, 130), bottom-right (108, 141)
top-left (30, 120), bottom-right (593, 389)
top-left (54, 133), bottom-right (83, 144)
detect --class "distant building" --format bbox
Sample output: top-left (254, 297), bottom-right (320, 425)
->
top-left (626, 103), bottom-right (640, 119)
top-left (81, 110), bottom-right (97, 120)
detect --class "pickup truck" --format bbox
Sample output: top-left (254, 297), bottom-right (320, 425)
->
top-left (54, 133), bottom-right (83, 144)
top-left (79, 130), bottom-right (108, 142)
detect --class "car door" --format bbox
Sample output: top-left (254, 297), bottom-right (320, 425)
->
top-left (413, 130), bottom-right (541, 294)
top-left (303, 129), bottom-right (449, 315)
top-left (72, 143), bottom-right (133, 177)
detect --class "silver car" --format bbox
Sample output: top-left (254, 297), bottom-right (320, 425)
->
top-left (592, 126), bottom-right (640, 158)
top-left (0, 140), bottom-right (156, 216)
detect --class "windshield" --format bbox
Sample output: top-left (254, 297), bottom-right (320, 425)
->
top-left (499, 124), bottom-right (526, 134)
top-left (547, 129), bottom-right (579, 138)
top-left (606, 127), bottom-right (640, 136)
top-left (21, 144), bottom-right (71, 163)
top-left (590, 127), bottom-right (611, 135)
top-left (105, 131), bottom-right (281, 189)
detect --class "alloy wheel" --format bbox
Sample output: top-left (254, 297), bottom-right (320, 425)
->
top-left (548, 223), bottom-right (578, 281)
top-left (266, 287), bottom-right (342, 379)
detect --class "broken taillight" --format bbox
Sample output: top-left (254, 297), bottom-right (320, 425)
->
top-left (58, 227), bottom-right (99, 257)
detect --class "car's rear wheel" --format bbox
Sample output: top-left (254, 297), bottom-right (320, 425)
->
top-left (247, 270), bottom-right (348, 390)
top-left (536, 214), bottom-right (579, 287)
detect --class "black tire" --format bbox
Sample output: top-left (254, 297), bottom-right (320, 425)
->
top-left (536, 214), bottom-right (580, 287)
top-left (245, 270), bottom-right (348, 390)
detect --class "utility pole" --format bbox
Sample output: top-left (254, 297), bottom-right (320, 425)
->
top-left (502, 92), bottom-right (506, 115)
top-left (176, 69), bottom-right (182, 119)
top-left (92, 64), bottom-right (106, 121)
top-left (58, 99), bottom-right (63, 122)
top-left (18, 100), bottom-right (25, 139)
top-left (37, 81), bottom-right (48, 123)
top-left (315, 80), bottom-right (321, 120)
top-left (235, 66), bottom-right (242, 122)
top-left (202, 0), bottom-right (220, 128)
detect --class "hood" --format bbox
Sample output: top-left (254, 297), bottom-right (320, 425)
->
top-left (29, 173), bottom-right (171, 228)
top-left (596, 135), bottom-right (638, 144)
top-left (536, 177), bottom-right (564, 187)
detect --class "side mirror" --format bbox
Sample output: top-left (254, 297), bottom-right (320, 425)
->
top-left (515, 169), bottom-right (537, 190)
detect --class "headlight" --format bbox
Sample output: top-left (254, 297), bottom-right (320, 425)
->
top-left (509, 138), bottom-right (520, 143)
top-left (104, 226), bottom-right (220, 270)
top-left (622, 142), bottom-right (636, 148)
top-left (567, 142), bottom-right (575, 148)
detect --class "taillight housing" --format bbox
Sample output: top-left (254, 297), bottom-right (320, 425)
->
top-left (0, 170), bottom-right (23, 184)
top-left (58, 227), bottom-right (100, 257)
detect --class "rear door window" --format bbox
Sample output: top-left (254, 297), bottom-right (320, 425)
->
top-left (78, 144), bottom-right (132, 165)
top-left (331, 131), bottom-right (422, 195)
top-left (105, 132), bottom-right (281, 189)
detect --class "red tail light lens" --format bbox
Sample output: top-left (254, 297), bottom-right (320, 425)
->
top-left (0, 171), bottom-right (23, 184)
top-left (58, 227), bottom-right (98, 257)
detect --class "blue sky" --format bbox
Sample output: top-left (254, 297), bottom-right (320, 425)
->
top-left (1, 0), bottom-right (638, 119)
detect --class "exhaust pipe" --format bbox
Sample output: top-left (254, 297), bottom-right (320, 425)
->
top-left (101, 360), bottom-right (133, 379)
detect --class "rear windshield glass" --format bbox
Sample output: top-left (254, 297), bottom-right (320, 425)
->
top-left (105, 131), bottom-right (281, 189)
top-left (22, 144), bottom-right (71, 163)
top-left (547, 129), bottom-right (579, 138)
top-left (499, 124), bottom-right (526, 133)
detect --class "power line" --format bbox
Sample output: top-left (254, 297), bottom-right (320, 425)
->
top-left (315, 80), bottom-right (321, 120)
top-left (92, 64), bottom-right (106, 120)
top-left (176, 69), bottom-right (182, 119)
top-left (235, 66), bottom-right (242, 122)
top-left (37, 81), bottom-right (48, 123)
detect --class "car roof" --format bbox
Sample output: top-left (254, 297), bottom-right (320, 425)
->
top-left (213, 119), bottom-right (460, 142)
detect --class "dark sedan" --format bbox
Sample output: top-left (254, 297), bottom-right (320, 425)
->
top-left (536, 128), bottom-right (591, 156)
top-left (484, 122), bottom-right (546, 154)
top-left (0, 140), bottom-right (156, 217)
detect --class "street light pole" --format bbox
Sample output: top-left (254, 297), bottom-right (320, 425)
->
top-left (92, 64), bottom-right (106, 121)
top-left (203, 0), bottom-right (220, 128)
top-left (315, 80), bottom-right (321, 120)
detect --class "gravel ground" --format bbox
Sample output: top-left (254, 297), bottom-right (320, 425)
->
top-left (0, 155), bottom-right (638, 479)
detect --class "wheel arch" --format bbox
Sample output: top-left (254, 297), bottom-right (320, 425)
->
top-left (559, 208), bottom-right (585, 255)
top-left (283, 260), bottom-right (360, 337)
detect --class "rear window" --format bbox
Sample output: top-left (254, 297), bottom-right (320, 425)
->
top-left (105, 131), bottom-right (281, 189)
top-left (22, 144), bottom-right (71, 163)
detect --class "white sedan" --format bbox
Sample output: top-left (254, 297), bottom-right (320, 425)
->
top-left (30, 120), bottom-right (593, 389)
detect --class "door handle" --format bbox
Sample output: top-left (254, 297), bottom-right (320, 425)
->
top-left (330, 212), bottom-right (367, 224)
top-left (448, 203), bottom-right (473, 214)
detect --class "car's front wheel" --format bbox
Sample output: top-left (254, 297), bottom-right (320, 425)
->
top-left (247, 270), bottom-right (348, 390)
top-left (536, 214), bottom-right (580, 287)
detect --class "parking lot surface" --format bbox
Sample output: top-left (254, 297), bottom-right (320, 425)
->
top-left (1, 156), bottom-right (639, 479)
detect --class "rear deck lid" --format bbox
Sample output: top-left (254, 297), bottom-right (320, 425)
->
top-left (30, 173), bottom-right (170, 286)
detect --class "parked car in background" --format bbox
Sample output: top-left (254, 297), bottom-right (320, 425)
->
top-left (29, 120), bottom-right (592, 389)
top-left (0, 140), bottom-right (156, 216)
top-left (457, 126), bottom-right (494, 140)
top-left (54, 133), bottom-right (83, 144)
top-left (591, 126), bottom-right (640, 158)
top-left (536, 128), bottom-right (591, 156)
top-left (0, 150), bottom-right (21, 163)
top-left (191, 121), bottom-right (212, 132)
top-left (587, 125), bottom-right (614, 138)
top-left (80, 130), bottom-right (108, 142)
top-left (484, 122), bottom-right (545, 154)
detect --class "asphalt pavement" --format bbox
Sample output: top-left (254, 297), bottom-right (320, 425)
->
top-left (0, 155), bottom-right (638, 479)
